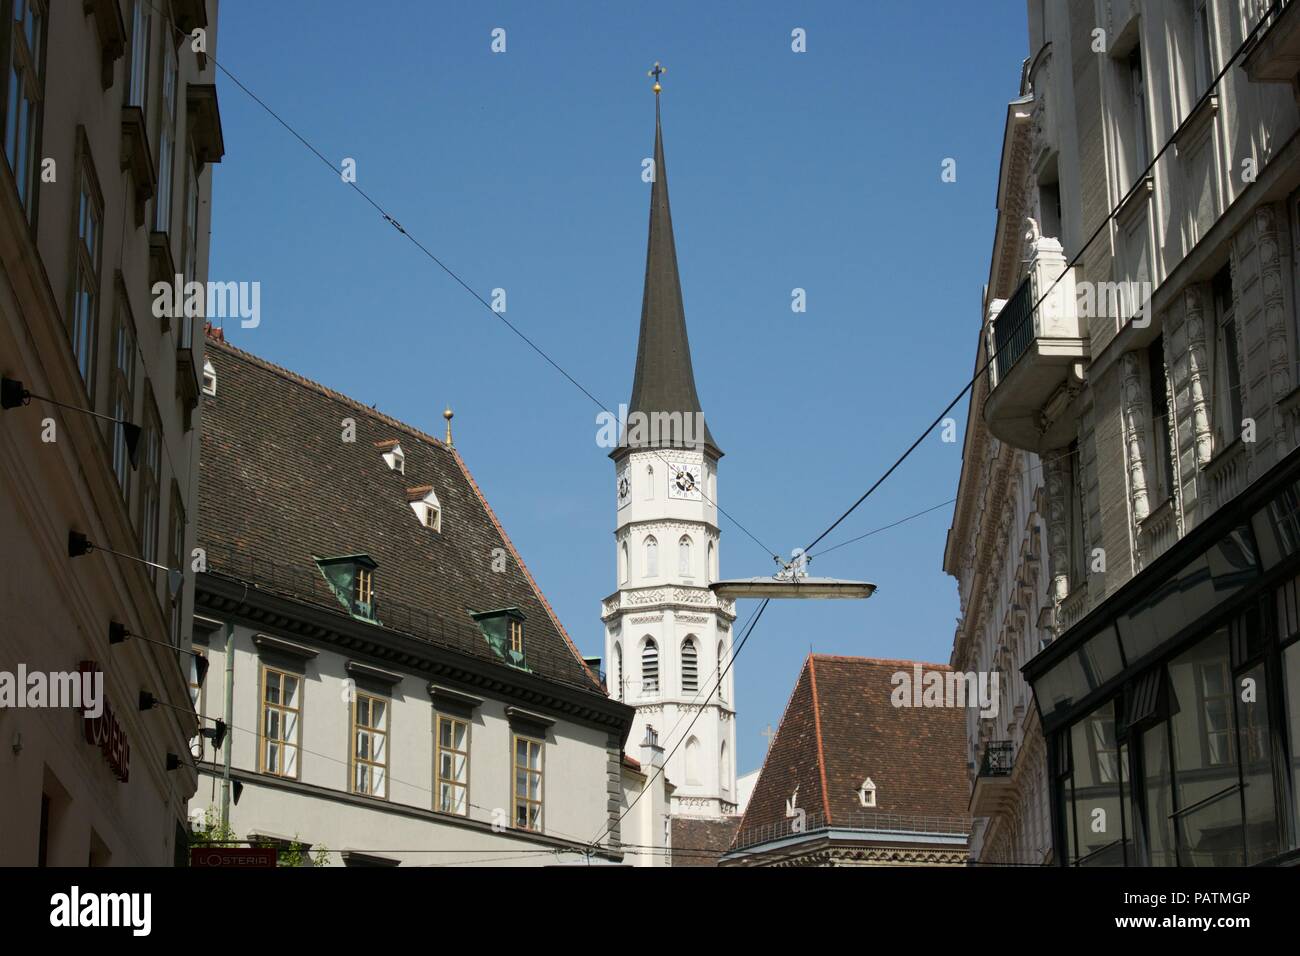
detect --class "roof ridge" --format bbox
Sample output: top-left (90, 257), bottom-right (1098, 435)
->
top-left (812, 653), bottom-right (954, 670)
top-left (449, 447), bottom-right (603, 694)
top-left (807, 654), bottom-right (833, 825)
top-left (207, 336), bottom-right (449, 452)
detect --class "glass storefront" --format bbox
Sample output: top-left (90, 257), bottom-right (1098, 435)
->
top-left (1030, 458), bottom-right (1300, 866)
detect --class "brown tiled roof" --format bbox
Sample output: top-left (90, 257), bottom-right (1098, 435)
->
top-left (198, 338), bottom-right (601, 692)
top-left (732, 655), bottom-right (967, 847)
top-left (671, 816), bottom-right (741, 867)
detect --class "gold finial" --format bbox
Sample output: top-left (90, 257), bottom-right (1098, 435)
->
top-left (648, 61), bottom-right (665, 94)
top-left (443, 407), bottom-right (454, 447)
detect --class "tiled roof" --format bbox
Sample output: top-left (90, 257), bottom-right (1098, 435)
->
top-left (671, 816), bottom-right (741, 867)
top-left (732, 655), bottom-right (967, 847)
top-left (197, 336), bottom-right (601, 693)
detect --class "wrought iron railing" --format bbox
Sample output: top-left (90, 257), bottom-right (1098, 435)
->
top-left (978, 740), bottom-right (1015, 778)
top-left (730, 809), bottom-right (972, 852)
top-left (198, 543), bottom-right (600, 691)
top-left (993, 277), bottom-right (1035, 384)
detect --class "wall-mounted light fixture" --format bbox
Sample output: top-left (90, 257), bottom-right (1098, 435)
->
top-left (2, 377), bottom-right (141, 468)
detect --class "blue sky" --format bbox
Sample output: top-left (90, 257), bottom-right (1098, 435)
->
top-left (207, 1), bottom-right (1029, 773)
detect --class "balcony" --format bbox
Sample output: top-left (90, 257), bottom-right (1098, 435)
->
top-left (1242, 0), bottom-right (1300, 94)
top-left (983, 235), bottom-right (1088, 452)
top-left (970, 740), bottom-right (1016, 818)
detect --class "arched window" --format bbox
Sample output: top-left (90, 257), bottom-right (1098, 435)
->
top-left (681, 637), bottom-right (699, 693)
top-left (718, 641), bottom-right (727, 703)
top-left (619, 541), bottom-right (628, 584)
top-left (644, 536), bottom-right (658, 577)
top-left (678, 535), bottom-right (693, 577)
top-left (641, 638), bottom-right (659, 694)
top-left (685, 736), bottom-right (701, 785)
top-left (720, 741), bottom-right (730, 790)
top-left (707, 541), bottom-right (716, 583)
top-left (613, 643), bottom-right (623, 700)
top-left (644, 464), bottom-right (654, 500)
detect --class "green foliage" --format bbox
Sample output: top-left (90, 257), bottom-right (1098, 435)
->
top-left (189, 805), bottom-right (331, 867)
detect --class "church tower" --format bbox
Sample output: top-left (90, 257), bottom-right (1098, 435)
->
top-left (603, 76), bottom-right (737, 819)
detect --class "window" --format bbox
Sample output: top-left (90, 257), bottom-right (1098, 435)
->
top-left (1147, 337), bottom-right (1176, 505)
top-left (681, 637), bottom-right (698, 694)
top-left (424, 503), bottom-right (439, 529)
top-left (685, 736), bottom-right (701, 785)
top-left (137, 391), bottom-right (162, 583)
top-left (3, 0), bottom-right (44, 218)
top-left (435, 715), bottom-right (469, 816)
top-left (351, 693), bottom-right (388, 798)
top-left (110, 302), bottom-right (137, 498)
top-left (509, 618), bottom-right (523, 656)
top-left (619, 540), bottom-right (628, 584)
top-left (720, 741), bottom-right (730, 790)
top-left (1192, 0), bottom-right (1214, 93)
top-left (1212, 267), bottom-right (1244, 445)
top-left (707, 541), bottom-right (716, 583)
top-left (1065, 442), bottom-right (1087, 588)
top-left (678, 535), bottom-right (692, 577)
top-left (168, 484), bottom-right (186, 648)
top-left (71, 163), bottom-right (103, 398)
top-left (644, 464), bottom-right (654, 500)
top-left (154, 41), bottom-right (178, 233)
top-left (644, 535), bottom-right (658, 577)
top-left (355, 566), bottom-right (373, 610)
top-left (201, 358), bottom-right (216, 396)
top-left (259, 666), bottom-right (301, 779)
top-left (513, 735), bottom-right (543, 831)
top-left (126, 0), bottom-right (149, 111)
top-left (187, 648), bottom-right (205, 708)
top-left (642, 638), bottom-right (659, 694)
top-left (1039, 173), bottom-right (1062, 241)
top-left (718, 640), bottom-right (727, 703)
top-left (182, 150), bottom-right (200, 284)
top-left (613, 643), bottom-right (623, 700)
top-left (1124, 46), bottom-right (1149, 190)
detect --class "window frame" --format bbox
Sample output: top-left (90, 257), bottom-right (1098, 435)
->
top-left (69, 141), bottom-right (105, 402)
top-left (641, 637), bottom-right (659, 696)
top-left (109, 293), bottom-right (138, 501)
top-left (153, 36), bottom-right (178, 234)
top-left (434, 713), bottom-right (470, 816)
top-left (1, 0), bottom-right (46, 221)
top-left (512, 733), bottom-right (544, 832)
top-left (258, 664), bottom-right (302, 780)
top-left (136, 386), bottom-right (163, 588)
top-left (350, 691), bottom-right (389, 799)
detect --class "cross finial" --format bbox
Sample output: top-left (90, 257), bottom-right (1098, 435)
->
top-left (761, 724), bottom-right (776, 750)
top-left (648, 61), bottom-right (665, 94)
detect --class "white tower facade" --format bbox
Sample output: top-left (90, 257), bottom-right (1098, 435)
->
top-left (602, 95), bottom-right (737, 817)
top-left (604, 448), bottom-right (737, 817)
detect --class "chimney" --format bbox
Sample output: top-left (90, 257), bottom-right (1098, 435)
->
top-left (640, 725), bottom-right (665, 770)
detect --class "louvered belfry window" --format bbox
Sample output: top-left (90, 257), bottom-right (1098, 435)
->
top-left (642, 639), bottom-right (659, 694)
top-left (681, 638), bottom-right (698, 693)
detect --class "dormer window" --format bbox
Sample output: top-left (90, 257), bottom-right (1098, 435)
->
top-left (406, 486), bottom-right (442, 532)
top-left (858, 777), bottom-right (877, 808)
top-left (471, 608), bottom-right (527, 670)
top-left (201, 358), bottom-right (216, 396)
top-left (315, 554), bottom-right (380, 622)
top-left (375, 439), bottom-right (404, 474)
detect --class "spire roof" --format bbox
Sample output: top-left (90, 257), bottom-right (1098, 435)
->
top-left (620, 97), bottom-right (720, 458)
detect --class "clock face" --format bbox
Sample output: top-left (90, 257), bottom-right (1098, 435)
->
top-left (669, 465), bottom-right (701, 500)
top-left (617, 469), bottom-right (631, 508)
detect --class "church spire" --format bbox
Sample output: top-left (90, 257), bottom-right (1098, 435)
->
top-left (622, 69), bottom-right (721, 457)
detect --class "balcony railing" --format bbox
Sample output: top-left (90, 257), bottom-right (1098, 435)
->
top-left (993, 277), bottom-right (1034, 384)
top-left (1138, 498), bottom-right (1179, 568)
top-left (1058, 583), bottom-right (1088, 634)
top-left (1204, 439), bottom-right (1247, 512)
top-left (730, 809), bottom-right (972, 852)
top-left (978, 740), bottom-right (1014, 777)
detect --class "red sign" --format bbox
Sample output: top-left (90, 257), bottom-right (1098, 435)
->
top-left (190, 847), bottom-right (278, 868)
top-left (79, 661), bottom-right (129, 783)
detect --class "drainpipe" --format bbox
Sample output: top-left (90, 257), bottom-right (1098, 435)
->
top-left (220, 621), bottom-right (234, 830)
